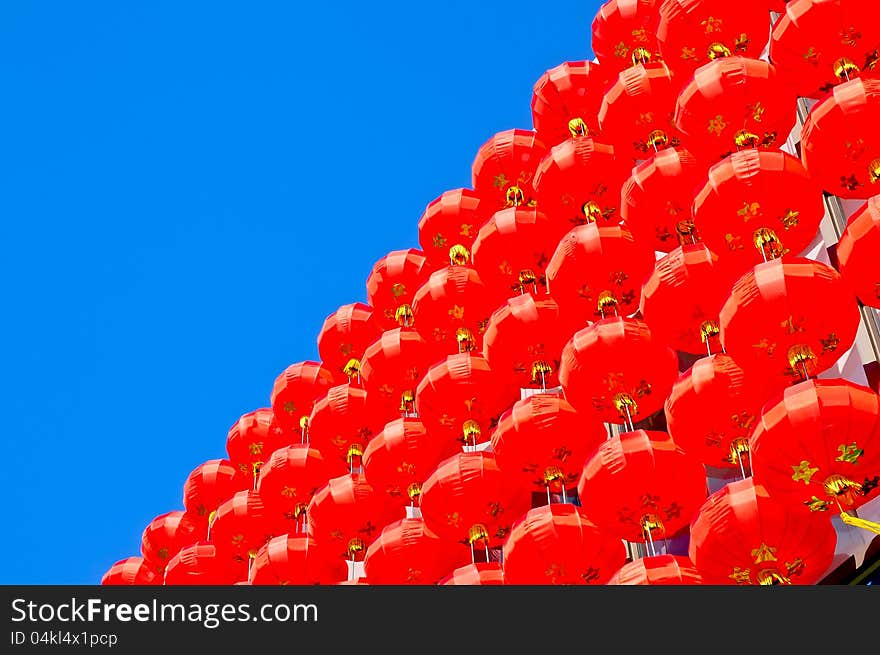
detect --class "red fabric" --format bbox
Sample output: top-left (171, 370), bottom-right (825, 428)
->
top-left (316, 303), bottom-right (384, 384)
top-left (471, 129), bottom-right (549, 211)
top-left (363, 518), bottom-right (472, 585)
top-left (163, 542), bottom-right (243, 585)
top-left (665, 353), bottom-right (774, 468)
top-left (608, 554), bottom-right (704, 584)
top-left (209, 490), bottom-right (275, 568)
top-left (559, 317), bottom-right (679, 425)
top-left (770, 0), bottom-right (880, 100)
top-left (482, 295), bottom-right (568, 390)
top-left (688, 478), bottom-right (838, 584)
top-left (836, 195), bottom-right (880, 308)
top-left (140, 510), bottom-right (206, 574)
top-left (417, 188), bottom-right (492, 268)
top-left (491, 394), bottom-right (607, 493)
top-left (502, 504), bottom-right (628, 585)
top-left (750, 377), bottom-right (880, 514)
top-left (248, 534), bottom-right (346, 585)
top-left (419, 451), bottom-right (532, 549)
top-left (365, 249), bottom-right (431, 330)
top-left (692, 150), bottom-right (826, 276)
top-left (591, 0), bottom-right (663, 74)
top-left (531, 60), bottom-right (610, 148)
top-left (182, 459), bottom-right (249, 527)
top-left (620, 146), bottom-right (707, 252)
top-left (256, 445), bottom-right (333, 530)
top-left (578, 430), bottom-right (708, 543)
top-left (101, 557), bottom-right (161, 585)
top-left (225, 408), bottom-right (289, 482)
top-left (439, 562), bottom-right (505, 585)
top-left (719, 256), bottom-right (861, 391)
top-left (269, 361), bottom-right (335, 437)
top-left (674, 56), bottom-right (798, 163)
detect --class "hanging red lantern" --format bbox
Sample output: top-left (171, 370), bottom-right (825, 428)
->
top-left (182, 459), bottom-right (249, 529)
top-left (545, 223), bottom-right (656, 329)
top-left (491, 394), bottom-right (607, 496)
top-left (307, 473), bottom-right (401, 565)
top-left (225, 408), bottom-right (288, 482)
top-left (316, 302), bottom-right (384, 385)
top-left (101, 557), bottom-right (161, 585)
top-left (640, 243), bottom-right (739, 355)
top-left (502, 504), bottom-right (628, 585)
top-left (419, 451), bottom-right (532, 551)
top-left (665, 353), bottom-right (773, 469)
top-left (270, 361), bottom-right (336, 439)
top-left (363, 518), bottom-right (472, 585)
top-left (691, 150), bottom-right (826, 274)
top-left (415, 352), bottom-right (518, 448)
top-left (719, 256), bottom-right (861, 390)
top-left (163, 542), bottom-right (242, 585)
top-left (417, 188), bottom-right (492, 269)
top-left (559, 317), bottom-right (679, 427)
top-left (471, 129), bottom-right (549, 211)
top-left (209, 490), bottom-right (275, 573)
top-left (598, 61), bottom-right (687, 162)
top-left (530, 60), bottom-right (609, 148)
top-left (439, 562), bottom-right (505, 585)
top-left (608, 554), bottom-right (704, 584)
top-left (362, 417), bottom-right (458, 508)
top-left (674, 56), bottom-right (798, 164)
top-left (620, 146), bottom-right (707, 252)
top-left (140, 510), bottom-right (206, 574)
top-left (307, 384), bottom-right (385, 476)
top-left (750, 378), bottom-right (880, 522)
top-left (482, 295), bottom-right (568, 391)
top-left (801, 78), bottom-right (880, 198)
top-left (689, 478), bottom-right (838, 584)
top-left (657, 0), bottom-right (772, 79)
top-left (256, 444), bottom-right (334, 533)
top-left (769, 0), bottom-right (880, 100)
top-left (366, 249), bottom-right (431, 330)
top-left (836, 195), bottom-right (880, 308)
top-left (591, 0), bottom-right (664, 74)
top-left (577, 430), bottom-right (708, 547)
top-left (532, 134), bottom-right (631, 230)
top-left (248, 534), bottom-right (346, 585)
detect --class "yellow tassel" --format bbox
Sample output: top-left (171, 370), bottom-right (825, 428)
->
top-left (839, 511), bottom-right (880, 536)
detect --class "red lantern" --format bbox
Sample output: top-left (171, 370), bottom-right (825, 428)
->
top-left (482, 295), bottom-right (568, 391)
top-left (691, 150), bottom-right (826, 274)
top-left (559, 317), bottom-right (679, 427)
top-left (688, 478), bottom-right (838, 584)
top-left (225, 408), bottom-right (288, 482)
top-left (316, 303), bottom-right (384, 385)
top-left (750, 378), bottom-right (880, 519)
top-left (578, 430), bottom-right (708, 546)
top-left (620, 146), bottom-right (707, 252)
top-left (439, 562), bottom-right (505, 585)
top-left (366, 249), bottom-right (431, 330)
top-left (362, 417), bottom-right (458, 507)
top-left (249, 534), bottom-right (346, 585)
top-left (591, 0), bottom-right (664, 74)
top-left (502, 504), bottom-right (628, 585)
top-left (415, 352), bottom-right (518, 448)
top-left (471, 129), bottom-right (549, 211)
top-left (674, 56), bottom-right (798, 163)
top-left (657, 0), bottom-right (772, 79)
top-left (491, 394), bottom-right (607, 496)
top-left (101, 557), bottom-right (161, 585)
top-left (800, 78), bottom-right (880, 198)
top-left (598, 61), bottom-right (687, 162)
top-left (545, 223), bottom-right (656, 327)
top-left (608, 554), bottom-right (704, 584)
top-left (719, 256), bottom-right (861, 390)
top-left (769, 0), bottom-right (880, 100)
top-left (531, 60), bottom-right (609, 148)
top-left (363, 518), bottom-right (472, 585)
top-left (209, 490), bottom-right (274, 573)
top-left (419, 451), bottom-right (532, 551)
top-left (665, 353), bottom-right (773, 469)
top-left (836, 195), bottom-right (880, 308)
top-left (640, 243), bottom-right (739, 355)
top-left (417, 188), bottom-right (492, 268)
top-left (256, 445), bottom-right (333, 532)
top-left (140, 510), bottom-right (206, 574)
top-left (163, 542), bottom-right (242, 585)
top-left (270, 361), bottom-right (336, 438)
top-left (182, 459), bottom-right (249, 528)
top-left (532, 135), bottom-right (631, 229)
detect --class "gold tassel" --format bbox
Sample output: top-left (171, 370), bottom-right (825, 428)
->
top-left (839, 511), bottom-right (880, 536)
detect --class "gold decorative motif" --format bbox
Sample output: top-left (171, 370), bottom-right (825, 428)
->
top-left (680, 46), bottom-right (697, 61)
top-left (708, 115), bottom-right (727, 135)
top-left (751, 543), bottom-right (778, 565)
top-left (459, 223), bottom-right (474, 238)
top-left (282, 400), bottom-right (296, 414)
top-left (493, 173), bottom-right (509, 190)
top-left (614, 41), bottom-right (629, 59)
top-left (802, 47), bottom-right (819, 64)
top-left (737, 201), bottom-right (761, 221)
top-left (248, 441), bottom-right (264, 456)
top-left (840, 27), bottom-right (862, 48)
top-left (791, 460), bottom-right (819, 484)
top-left (390, 283), bottom-right (406, 298)
top-left (729, 568), bottom-right (752, 585)
top-left (779, 209), bottom-right (800, 230)
top-left (432, 233), bottom-right (447, 249)
top-left (280, 485), bottom-right (298, 499)
top-left (869, 159), bottom-right (880, 184)
top-left (780, 315), bottom-right (806, 335)
top-left (702, 16), bottom-right (723, 34)
top-left (836, 443), bottom-right (864, 464)
top-left (840, 173), bottom-right (862, 191)
top-left (820, 333), bottom-right (840, 353)
top-left (734, 33), bottom-right (751, 53)
top-left (786, 559), bottom-right (805, 578)
top-left (747, 102), bottom-right (765, 122)
top-left (707, 42), bottom-right (731, 60)
top-left (448, 305), bottom-right (465, 320)
top-left (580, 568), bottom-right (600, 584)
top-left (805, 496), bottom-right (830, 512)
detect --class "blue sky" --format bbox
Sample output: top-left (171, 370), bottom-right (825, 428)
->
top-left (0, 1), bottom-right (601, 583)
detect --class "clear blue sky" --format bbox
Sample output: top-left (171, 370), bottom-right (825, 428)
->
top-left (0, 1), bottom-right (600, 584)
